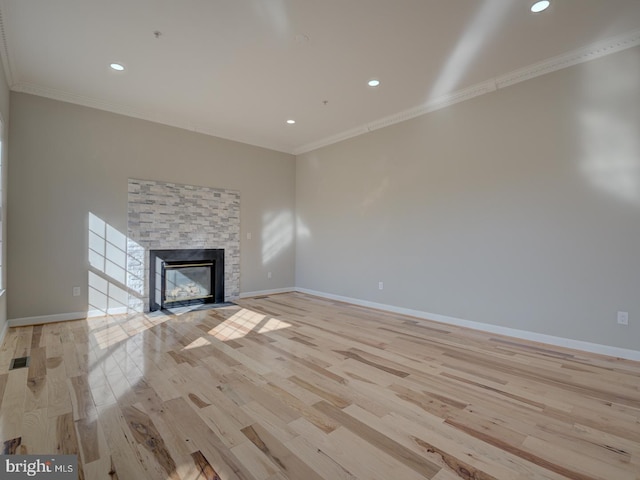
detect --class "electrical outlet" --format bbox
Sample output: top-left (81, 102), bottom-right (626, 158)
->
top-left (268, 271), bottom-right (272, 279)
top-left (378, 281), bottom-right (384, 290)
top-left (617, 311), bottom-right (629, 325)
top-left (72, 286), bottom-right (81, 297)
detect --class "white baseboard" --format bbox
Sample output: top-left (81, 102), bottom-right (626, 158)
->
top-left (239, 287), bottom-right (295, 298)
top-left (8, 311), bottom-right (88, 328)
top-left (295, 288), bottom-right (640, 362)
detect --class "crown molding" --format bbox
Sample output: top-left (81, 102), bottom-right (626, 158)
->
top-left (290, 124), bottom-right (370, 156)
top-left (293, 28), bottom-right (640, 156)
top-left (496, 28), bottom-right (640, 89)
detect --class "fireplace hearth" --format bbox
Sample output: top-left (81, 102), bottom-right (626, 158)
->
top-left (149, 249), bottom-right (224, 311)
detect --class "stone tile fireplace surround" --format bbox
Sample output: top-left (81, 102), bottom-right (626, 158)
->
top-left (127, 178), bottom-right (240, 312)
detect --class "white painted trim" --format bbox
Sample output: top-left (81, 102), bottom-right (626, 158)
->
top-left (8, 311), bottom-right (87, 327)
top-left (8, 306), bottom-right (131, 326)
top-left (495, 28), bottom-right (640, 89)
top-left (239, 287), bottom-right (295, 299)
top-left (295, 288), bottom-right (640, 362)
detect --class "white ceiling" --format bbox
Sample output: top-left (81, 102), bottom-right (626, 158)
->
top-left (1, 0), bottom-right (639, 154)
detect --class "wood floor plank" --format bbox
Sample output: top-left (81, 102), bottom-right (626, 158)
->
top-left (121, 404), bottom-right (180, 479)
top-left (162, 396), bottom-right (257, 480)
top-left (19, 408), bottom-right (55, 455)
top-left (230, 441), bottom-right (279, 480)
top-left (522, 435), bottom-right (636, 480)
top-left (325, 424), bottom-right (431, 480)
top-left (144, 399), bottom-right (212, 480)
top-left (263, 381), bottom-right (339, 434)
top-left (196, 400), bottom-right (252, 449)
top-left (282, 429), bottom-right (357, 480)
top-left (75, 417), bottom-right (101, 464)
top-left (24, 376), bottom-right (48, 412)
top-left (313, 400), bottom-right (441, 478)
top-left (444, 417), bottom-right (599, 480)
top-left (0, 330), bottom-right (19, 372)
top-left (241, 423), bottom-right (325, 480)
top-left (2, 436), bottom-right (21, 454)
top-left (96, 403), bottom-right (152, 480)
top-left (30, 325), bottom-right (43, 349)
top-left (191, 450), bottom-right (223, 480)
top-left (28, 346), bottom-right (47, 379)
top-left (0, 373), bottom-right (8, 407)
top-left (13, 329), bottom-right (31, 360)
top-left (57, 412), bottom-right (87, 480)
top-left (47, 370), bottom-right (73, 421)
top-left (68, 374), bottom-right (97, 420)
top-left (382, 409), bottom-right (563, 479)
top-left (0, 369), bottom-right (28, 439)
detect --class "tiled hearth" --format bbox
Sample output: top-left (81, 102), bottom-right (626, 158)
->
top-left (127, 178), bottom-right (240, 312)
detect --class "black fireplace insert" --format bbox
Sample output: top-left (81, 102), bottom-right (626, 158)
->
top-left (149, 248), bottom-right (224, 311)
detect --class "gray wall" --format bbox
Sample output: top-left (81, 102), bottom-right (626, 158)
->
top-left (0, 58), bottom-right (9, 333)
top-left (296, 46), bottom-right (640, 351)
top-left (8, 93), bottom-right (296, 319)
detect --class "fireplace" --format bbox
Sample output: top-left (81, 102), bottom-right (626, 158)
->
top-left (148, 249), bottom-right (224, 311)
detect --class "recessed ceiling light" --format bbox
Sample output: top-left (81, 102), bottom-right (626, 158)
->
top-left (368, 79), bottom-right (380, 87)
top-left (286, 119), bottom-right (296, 125)
top-left (530, 1), bottom-right (550, 13)
top-left (110, 63), bottom-right (125, 71)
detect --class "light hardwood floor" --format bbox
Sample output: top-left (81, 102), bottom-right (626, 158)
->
top-left (1, 292), bottom-right (639, 479)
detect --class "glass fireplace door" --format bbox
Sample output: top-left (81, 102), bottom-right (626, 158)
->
top-left (163, 262), bottom-right (213, 305)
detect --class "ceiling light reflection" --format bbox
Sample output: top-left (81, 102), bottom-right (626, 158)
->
top-left (531, 1), bottom-right (550, 13)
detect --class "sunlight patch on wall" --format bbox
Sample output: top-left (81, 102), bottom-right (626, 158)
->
top-left (579, 56), bottom-right (640, 206)
top-left (262, 210), bottom-right (294, 265)
top-left (88, 212), bottom-right (144, 316)
top-left (296, 215), bottom-right (311, 240)
top-left (580, 112), bottom-right (639, 205)
top-left (88, 271), bottom-right (128, 317)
